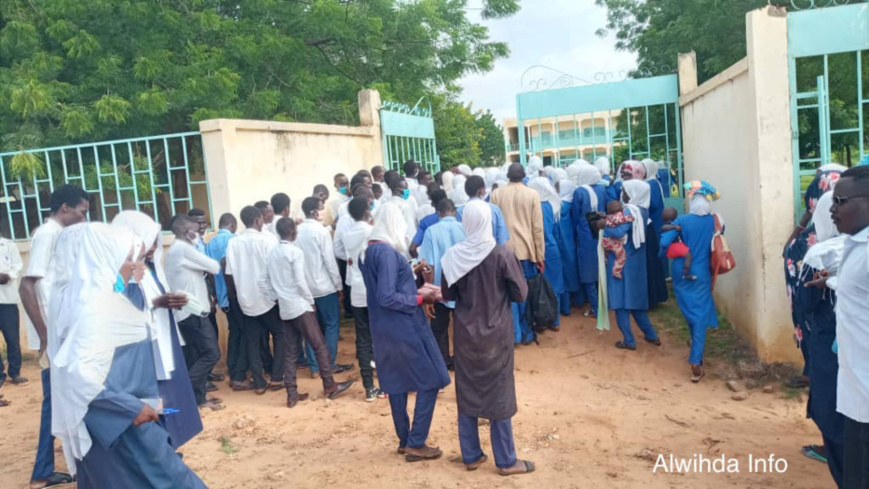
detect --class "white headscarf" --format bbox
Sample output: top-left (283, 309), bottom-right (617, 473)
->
top-left (472, 167), bottom-right (486, 179)
top-left (689, 194), bottom-right (711, 216)
top-left (441, 200), bottom-right (496, 287)
top-left (813, 191), bottom-right (838, 243)
top-left (558, 179), bottom-right (577, 203)
top-left (527, 156), bottom-right (543, 175)
top-left (819, 163), bottom-right (848, 173)
top-left (640, 159), bottom-right (658, 181)
top-left (450, 174), bottom-right (469, 206)
top-left (485, 168), bottom-right (501, 189)
top-left (47, 223), bottom-right (89, 363)
top-left (52, 223), bottom-right (147, 468)
top-left (565, 163), bottom-right (583, 184)
top-left (457, 164), bottom-right (473, 176)
top-left (113, 211), bottom-right (178, 380)
top-left (528, 176), bottom-right (561, 220)
top-left (369, 202), bottom-right (409, 255)
top-left (803, 190), bottom-right (845, 278)
top-left (577, 164), bottom-right (602, 211)
top-left (621, 180), bottom-right (649, 248)
top-left (595, 157), bottom-right (612, 177)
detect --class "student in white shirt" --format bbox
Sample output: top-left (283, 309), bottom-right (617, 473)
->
top-left (335, 175), bottom-right (375, 319)
top-left (165, 214), bottom-right (222, 408)
top-left (385, 172), bottom-right (419, 250)
top-left (255, 200), bottom-right (275, 231)
top-left (0, 236), bottom-right (25, 393)
top-left (18, 184), bottom-right (89, 487)
top-left (296, 197), bottom-right (354, 377)
top-left (810, 166), bottom-right (869, 488)
top-left (224, 206), bottom-right (285, 394)
top-left (267, 192), bottom-right (292, 238)
top-left (344, 197), bottom-right (387, 402)
top-left (260, 218), bottom-right (354, 408)
top-left (324, 173), bottom-right (350, 229)
top-left (403, 160), bottom-right (420, 193)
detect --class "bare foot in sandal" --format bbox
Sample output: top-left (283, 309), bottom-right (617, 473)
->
top-left (499, 460), bottom-right (535, 476)
top-left (466, 454), bottom-right (488, 471)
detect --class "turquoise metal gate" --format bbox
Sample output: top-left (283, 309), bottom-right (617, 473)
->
top-left (0, 132), bottom-right (213, 240)
top-left (515, 71), bottom-right (684, 200)
top-left (380, 98), bottom-right (440, 174)
top-left (787, 1), bottom-right (869, 220)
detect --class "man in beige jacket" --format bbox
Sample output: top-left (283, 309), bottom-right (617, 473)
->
top-left (490, 163), bottom-right (545, 345)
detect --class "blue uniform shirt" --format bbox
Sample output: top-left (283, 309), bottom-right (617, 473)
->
top-left (456, 197), bottom-right (510, 245)
top-left (205, 229), bottom-right (235, 309)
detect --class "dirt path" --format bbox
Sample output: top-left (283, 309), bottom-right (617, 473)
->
top-left (0, 309), bottom-right (832, 488)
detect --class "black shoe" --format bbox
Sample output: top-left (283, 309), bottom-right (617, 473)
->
top-left (344, 312), bottom-right (354, 320)
top-left (206, 381), bottom-right (218, 392)
top-left (332, 363), bottom-right (355, 374)
top-left (326, 380), bottom-right (354, 400)
top-left (208, 373), bottom-right (225, 382)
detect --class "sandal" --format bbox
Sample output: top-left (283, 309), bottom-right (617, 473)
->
top-left (645, 337), bottom-right (662, 346)
top-left (691, 368), bottom-right (705, 383)
top-left (466, 454), bottom-right (488, 471)
top-left (801, 445), bottom-right (828, 464)
top-left (32, 472), bottom-right (75, 488)
top-left (499, 460), bottom-right (535, 476)
top-left (614, 341), bottom-right (637, 351)
top-left (0, 399), bottom-right (10, 407)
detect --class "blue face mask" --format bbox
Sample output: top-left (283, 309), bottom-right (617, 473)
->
top-left (338, 186), bottom-right (348, 196)
top-left (113, 274), bottom-right (126, 293)
top-left (369, 201), bottom-right (376, 212)
top-left (401, 189), bottom-right (411, 200)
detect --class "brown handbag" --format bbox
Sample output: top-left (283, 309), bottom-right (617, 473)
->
top-left (710, 213), bottom-right (735, 290)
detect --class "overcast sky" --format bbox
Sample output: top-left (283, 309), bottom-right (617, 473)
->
top-left (458, 0), bottom-right (637, 123)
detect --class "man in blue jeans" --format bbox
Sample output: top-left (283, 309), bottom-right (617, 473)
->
top-left (296, 197), bottom-right (353, 376)
top-left (19, 185), bottom-right (90, 488)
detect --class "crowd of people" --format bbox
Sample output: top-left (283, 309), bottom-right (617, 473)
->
top-left (782, 164), bottom-right (869, 489)
top-left (2, 154), bottom-right (866, 487)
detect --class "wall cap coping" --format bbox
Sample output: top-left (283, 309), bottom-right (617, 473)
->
top-left (679, 57), bottom-right (749, 107)
top-left (199, 119), bottom-right (376, 138)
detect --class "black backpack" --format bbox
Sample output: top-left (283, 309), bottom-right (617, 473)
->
top-left (525, 273), bottom-right (558, 332)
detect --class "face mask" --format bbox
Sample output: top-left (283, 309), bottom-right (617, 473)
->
top-left (401, 189), bottom-right (411, 200)
top-left (338, 186), bottom-right (348, 196)
top-left (369, 201), bottom-right (376, 211)
top-left (113, 274), bottom-right (126, 293)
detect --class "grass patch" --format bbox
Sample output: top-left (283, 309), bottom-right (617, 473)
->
top-left (649, 285), bottom-right (799, 383)
top-left (219, 435), bottom-right (238, 456)
top-left (782, 386), bottom-right (804, 400)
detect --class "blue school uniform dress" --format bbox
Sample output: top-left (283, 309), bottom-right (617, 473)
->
top-left (571, 184), bottom-right (607, 313)
top-left (603, 207), bottom-right (659, 347)
top-left (557, 201), bottom-right (580, 315)
top-left (540, 202), bottom-right (564, 327)
top-left (645, 180), bottom-right (669, 305)
top-left (656, 168), bottom-right (672, 198)
top-left (660, 215), bottom-right (718, 364)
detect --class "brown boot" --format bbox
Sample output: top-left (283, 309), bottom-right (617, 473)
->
top-left (404, 445), bottom-right (442, 462)
top-left (287, 392), bottom-right (309, 408)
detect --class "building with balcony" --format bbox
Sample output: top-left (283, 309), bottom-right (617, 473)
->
top-left (503, 110), bottom-right (625, 167)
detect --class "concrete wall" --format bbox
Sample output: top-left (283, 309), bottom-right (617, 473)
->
top-left (679, 5), bottom-right (800, 364)
top-left (200, 90), bottom-right (383, 224)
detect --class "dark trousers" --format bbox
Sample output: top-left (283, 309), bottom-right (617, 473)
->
top-left (225, 296), bottom-right (248, 382)
top-left (430, 303), bottom-right (452, 369)
top-left (261, 329), bottom-right (274, 375)
top-left (178, 315), bottom-right (220, 405)
top-left (306, 293), bottom-right (340, 373)
top-left (244, 306), bottom-right (285, 389)
top-left (388, 389), bottom-right (439, 449)
top-left (458, 414), bottom-right (518, 469)
top-left (353, 307), bottom-right (375, 389)
top-left (283, 312), bottom-right (335, 393)
top-left (844, 416), bottom-right (869, 489)
top-left (337, 259), bottom-right (353, 316)
top-left (0, 304), bottom-right (22, 382)
top-left (31, 368), bottom-right (55, 481)
top-left (208, 311), bottom-right (219, 375)
top-left (823, 431), bottom-right (845, 488)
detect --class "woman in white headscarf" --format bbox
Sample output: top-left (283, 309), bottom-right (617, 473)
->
top-left (660, 185), bottom-right (722, 383)
top-left (629, 166), bottom-right (668, 306)
top-left (451, 174), bottom-right (470, 208)
top-left (571, 164), bottom-right (608, 317)
top-left (112, 211), bottom-right (203, 449)
top-left (441, 200), bottom-right (534, 476)
top-left (595, 180), bottom-right (661, 351)
top-left (485, 168), bottom-right (501, 190)
top-left (51, 223), bottom-right (208, 487)
top-left (527, 177), bottom-right (565, 329)
top-left (555, 179), bottom-right (580, 315)
top-left (565, 160), bottom-right (585, 184)
top-left (526, 156), bottom-right (543, 179)
top-left (457, 164), bottom-right (473, 177)
top-left (795, 189), bottom-right (846, 483)
top-left (595, 157), bottom-right (613, 186)
top-left (360, 203), bottom-right (450, 461)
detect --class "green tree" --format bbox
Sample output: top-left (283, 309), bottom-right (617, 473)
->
top-left (433, 96), bottom-right (481, 170)
top-left (0, 0), bottom-right (518, 152)
top-left (474, 109), bottom-right (506, 166)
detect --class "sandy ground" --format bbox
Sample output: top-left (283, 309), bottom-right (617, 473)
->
top-left (0, 307), bottom-right (833, 489)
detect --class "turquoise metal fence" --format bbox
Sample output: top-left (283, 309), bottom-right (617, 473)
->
top-left (515, 73), bottom-right (684, 200)
top-left (787, 2), bottom-right (869, 221)
top-left (380, 98), bottom-right (440, 174)
top-left (0, 132), bottom-right (212, 240)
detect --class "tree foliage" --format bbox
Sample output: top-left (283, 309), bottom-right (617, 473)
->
top-left (595, 0), bottom-right (766, 83)
top-left (432, 98), bottom-right (505, 169)
top-left (0, 0), bottom-right (518, 152)
top-left (474, 109), bottom-right (505, 167)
